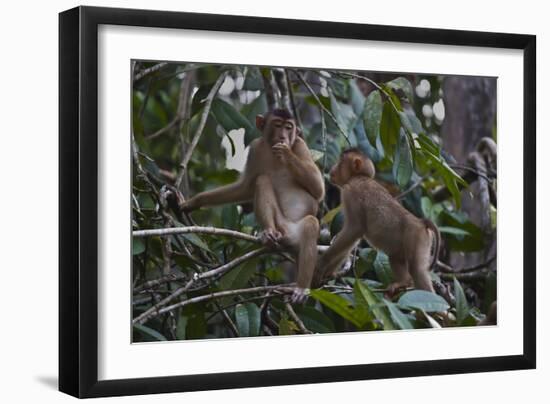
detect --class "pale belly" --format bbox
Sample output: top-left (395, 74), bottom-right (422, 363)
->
top-left (270, 171), bottom-right (317, 222)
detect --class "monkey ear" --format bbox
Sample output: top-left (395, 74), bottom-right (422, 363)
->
top-left (352, 157), bottom-right (363, 173)
top-left (256, 114), bottom-right (265, 130)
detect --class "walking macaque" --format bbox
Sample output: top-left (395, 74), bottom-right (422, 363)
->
top-left (315, 148), bottom-right (440, 295)
top-left (180, 109), bottom-right (325, 303)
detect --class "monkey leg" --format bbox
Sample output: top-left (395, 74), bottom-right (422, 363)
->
top-left (284, 215), bottom-right (320, 304)
top-left (408, 247), bottom-right (435, 293)
top-left (386, 254), bottom-right (412, 298)
top-left (254, 175), bottom-right (287, 247)
top-left (314, 225), bottom-right (361, 287)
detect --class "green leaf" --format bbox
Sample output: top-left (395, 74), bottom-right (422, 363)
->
top-left (219, 259), bottom-right (258, 291)
top-left (242, 67), bottom-right (264, 91)
top-left (384, 300), bottom-right (414, 329)
top-left (398, 290), bottom-right (450, 313)
top-left (310, 289), bottom-right (369, 329)
top-left (295, 306), bottom-right (336, 333)
top-left (380, 101), bottom-right (401, 157)
top-left (373, 252), bottom-right (393, 286)
top-left (241, 92), bottom-right (268, 125)
top-left (354, 280), bottom-right (395, 330)
top-left (393, 129), bottom-right (413, 188)
top-left (329, 91), bottom-right (356, 136)
top-left (278, 317), bottom-right (297, 335)
top-left (364, 91), bottom-right (383, 147)
top-left (398, 111), bottom-right (414, 134)
top-left (386, 77), bottom-right (414, 103)
top-left (440, 211), bottom-right (485, 252)
top-left (186, 312), bottom-right (207, 339)
top-left (133, 323), bottom-right (167, 341)
top-left (329, 210), bottom-right (345, 237)
top-left (222, 204), bottom-right (239, 230)
top-left (181, 233), bottom-right (213, 254)
top-left (453, 277), bottom-right (470, 324)
top-left (321, 205), bottom-right (342, 225)
top-left (349, 78), bottom-right (366, 115)
top-left (235, 303), bottom-right (261, 337)
top-left (176, 316), bottom-right (188, 340)
top-left (132, 238), bottom-right (146, 255)
top-left (211, 98), bottom-right (262, 145)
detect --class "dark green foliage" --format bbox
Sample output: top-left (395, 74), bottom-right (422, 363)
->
top-left (131, 62), bottom-right (495, 340)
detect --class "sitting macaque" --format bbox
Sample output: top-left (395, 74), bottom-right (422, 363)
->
top-left (315, 148), bottom-right (440, 295)
top-left (180, 109), bottom-right (325, 303)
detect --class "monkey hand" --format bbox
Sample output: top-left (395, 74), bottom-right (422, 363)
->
top-left (385, 282), bottom-right (408, 299)
top-left (259, 228), bottom-right (284, 248)
top-left (179, 197), bottom-right (197, 213)
top-left (272, 142), bottom-right (292, 163)
top-left (290, 287), bottom-right (309, 304)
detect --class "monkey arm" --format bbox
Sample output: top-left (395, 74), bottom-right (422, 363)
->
top-left (183, 179), bottom-right (254, 210)
top-left (285, 138), bottom-right (325, 201)
top-left (317, 224), bottom-right (361, 281)
top-left (182, 142), bottom-right (259, 211)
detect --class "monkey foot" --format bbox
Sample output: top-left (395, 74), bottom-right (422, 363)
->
top-left (385, 282), bottom-right (409, 299)
top-left (259, 228), bottom-right (284, 248)
top-left (290, 287), bottom-right (309, 304)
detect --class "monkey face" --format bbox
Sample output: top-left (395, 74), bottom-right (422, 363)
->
top-left (256, 112), bottom-right (298, 148)
top-left (265, 116), bottom-right (297, 147)
top-left (329, 158), bottom-right (351, 187)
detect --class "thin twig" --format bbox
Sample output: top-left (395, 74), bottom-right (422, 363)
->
top-left (158, 285), bottom-right (295, 317)
top-left (284, 69), bottom-right (303, 130)
top-left (133, 248), bottom-right (269, 324)
top-left (214, 301), bottom-right (240, 337)
top-left (134, 62), bottom-right (169, 82)
top-left (436, 257), bottom-right (495, 274)
top-left (285, 302), bottom-right (313, 334)
top-left (449, 164), bottom-right (493, 183)
top-left (134, 247), bottom-right (267, 293)
top-left (291, 69), bottom-right (351, 145)
top-left (134, 225), bottom-right (330, 254)
top-left (133, 225), bottom-right (258, 242)
top-left (180, 71), bottom-right (229, 171)
top-left (396, 175), bottom-right (427, 200)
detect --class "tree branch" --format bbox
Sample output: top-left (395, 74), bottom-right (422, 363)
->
top-left (285, 302), bottom-right (313, 334)
top-left (134, 62), bottom-right (169, 82)
top-left (133, 225), bottom-right (330, 253)
top-left (158, 285), bottom-right (295, 317)
top-left (180, 70), bottom-right (229, 172)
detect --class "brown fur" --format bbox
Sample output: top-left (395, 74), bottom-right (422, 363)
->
top-left (317, 150), bottom-right (440, 295)
top-left (181, 110), bottom-right (325, 303)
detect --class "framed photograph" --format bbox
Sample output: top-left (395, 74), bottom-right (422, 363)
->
top-left (59, 6), bottom-right (536, 398)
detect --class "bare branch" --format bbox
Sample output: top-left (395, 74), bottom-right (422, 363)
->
top-left (134, 247), bottom-right (267, 293)
top-left (158, 285), bottom-right (295, 317)
top-left (134, 225), bottom-right (330, 254)
top-left (180, 71), bottom-right (229, 171)
top-left (285, 302), bottom-right (313, 334)
top-left (396, 176), bottom-right (427, 200)
top-left (133, 225), bottom-right (258, 242)
top-left (134, 62), bottom-right (169, 82)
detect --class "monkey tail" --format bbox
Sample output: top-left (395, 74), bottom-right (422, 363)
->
top-left (423, 219), bottom-right (441, 270)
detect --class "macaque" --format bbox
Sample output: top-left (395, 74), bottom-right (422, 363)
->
top-left (180, 109), bottom-right (325, 303)
top-left (315, 148), bottom-right (440, 295)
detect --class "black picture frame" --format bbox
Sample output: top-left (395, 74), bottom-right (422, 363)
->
top-left (59, 5), bottom-right (536, 398)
